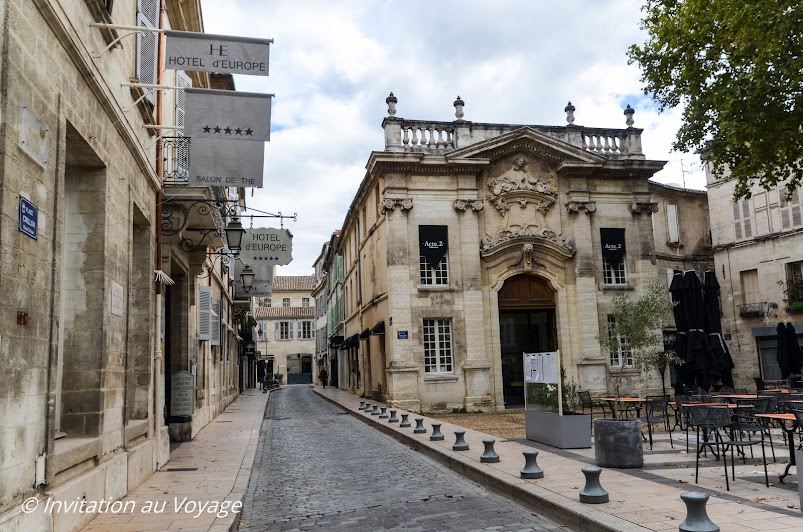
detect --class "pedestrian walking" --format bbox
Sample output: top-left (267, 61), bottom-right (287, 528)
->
top-left (319, 367), bottom-right (328, 388)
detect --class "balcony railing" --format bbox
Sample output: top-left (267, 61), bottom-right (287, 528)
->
top-left (162, 136), bottom-right (190, 186)
top-left (738, 302), bottom-right (766, 318)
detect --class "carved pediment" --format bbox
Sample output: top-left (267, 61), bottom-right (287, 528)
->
top-left (480, 228), bottom-right (574, 257)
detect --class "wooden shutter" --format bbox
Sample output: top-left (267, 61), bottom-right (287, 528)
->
top-left (210, 298), bottom-right (221, 346)
top-left (741, 270), bottom-right (759, 305)
top-left (274, 321), bottom-right (279, 340)
top-left (174, 71), bottom-right (191, 180)
top-left (666, 204), bottom-right (680, 243)
top-left (198, 286), bottom-right (211, 341)
top-left (733, 199), bottom-right (752, 240)
top-left (289, 321), bottom-right (294, 339)
top-left (136, 0), bottom-right (159, 104)
top-left (779, 187), bottom-right (802, 230)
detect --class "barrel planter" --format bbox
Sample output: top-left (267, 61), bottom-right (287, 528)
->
top-left (594, 418), bottom-right (643, 468)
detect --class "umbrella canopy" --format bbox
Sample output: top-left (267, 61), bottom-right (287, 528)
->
top-left (669, 270), bottom-right (686, 331)
top-left (778, 322), bottom-right (802, 379)
top-left (703, 270), bottom-right (734, 388)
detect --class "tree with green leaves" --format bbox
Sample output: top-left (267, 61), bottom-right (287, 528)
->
top-left (598, 281), bottom-right (680, 416)
top-left (627, 0), bottom-right (803, 200)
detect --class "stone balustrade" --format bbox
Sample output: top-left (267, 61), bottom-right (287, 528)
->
top-left (382, 94), bottom-right (645, 160)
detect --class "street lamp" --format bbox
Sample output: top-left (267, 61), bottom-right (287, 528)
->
top-left (225, 217), bottom-right (245, 254)
top-left (240, 264), bottom-right (255, 292)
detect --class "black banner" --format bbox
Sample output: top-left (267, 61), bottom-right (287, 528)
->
top-left (419, 225), bottom-right (449, 268)
top-left (600, 228), bottom-right (626, 265)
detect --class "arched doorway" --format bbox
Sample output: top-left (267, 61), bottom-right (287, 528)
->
top-left (498, 274), bottom-right (557, 406)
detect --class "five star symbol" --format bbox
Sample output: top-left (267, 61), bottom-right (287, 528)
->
top-left (202, 125), bottom-right (257, 137)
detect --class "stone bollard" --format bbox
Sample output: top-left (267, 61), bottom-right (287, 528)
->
top-left (399, 414), bottom-right (411, 428)
top-left (371, 405), bottom-right (380, 415)
top-left (358, 401), bottom-right (365, 410)
top-left (379, 407), bottom-right (389, 419)
top-left (480, 439), bottom-right (500, 463)
top-left (678, 492), bottom-right (719, 532)
top-left (452, 430), bottom-right (469, 451)
top-left (520, 450), bottom-right (544, 479)
top-left (579, 466), bottom-right (609, 504)
top-left (413, 418), bottom-right (427, 434)
top-left (388, 410), bottom-right (399, 423)
top-left (430, 423), bottom-right (445, 441)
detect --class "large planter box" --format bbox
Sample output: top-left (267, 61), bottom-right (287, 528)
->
top-left (525, 410), bottom-right (591, 449)
top-left (795, 448), bottom-right (803, 512)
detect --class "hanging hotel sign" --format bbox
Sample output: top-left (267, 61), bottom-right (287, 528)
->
top-left (419, 225), bottom-right (448, 268)
top-left (165, 30), bottom-right (272, 76)
top-left (600, 228), bottom-right (626, 266)
top-left (239, 228), bottom-right (293, 266)
top-left (186, 89), bottom-right (272, 142)
top-left (188, 137), bottom-right (264, 188)
top-left (233, 261), bottom-right (274, 298)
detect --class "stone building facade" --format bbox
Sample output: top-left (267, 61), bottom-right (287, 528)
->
top-left (0, 1), bottom-right (248, 530)
top-left (706, 164), bottom-right (803, 388)
top-left (330, 96), bottom-right (712, 412)
top-left (254, 276), bottom-right (316, 385)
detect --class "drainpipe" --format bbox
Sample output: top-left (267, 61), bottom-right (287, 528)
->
top-left (152, 0), bottom-right (167, 459)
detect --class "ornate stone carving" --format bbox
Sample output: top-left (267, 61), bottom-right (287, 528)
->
top-left (565, 201), bottom-right (597, 214)
top-left (480, 227), bottom-right (574, 253)
top-left (630, 202), bottom-right (659, 214)
top-left (510, 243), bottom-right (546, 272)
top-left (379, 197), bottom-right (413, 214)
top-left (454, 199), bottom-right (484, 212)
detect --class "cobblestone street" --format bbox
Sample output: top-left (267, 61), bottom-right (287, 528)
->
top-left (239, 387), bottom-right (568, 531)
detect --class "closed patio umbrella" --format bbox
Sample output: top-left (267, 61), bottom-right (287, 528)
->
top-left (703, 270), bottom-right (734, 388)
top-left (669, 271), bottom-right (692, 395)
top-left (682, 271), bottom-right (719, 392)
top-left (778, 322), bottom-right (802, 379)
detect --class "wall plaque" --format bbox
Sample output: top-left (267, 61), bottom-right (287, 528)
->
top-left (171, 371), bottom-right (195, 417)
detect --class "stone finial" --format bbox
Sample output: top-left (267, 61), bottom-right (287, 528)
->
top-left (386, 92), bottom-right (398, 116)
top-left (454, 95), bottom-right (465, 120)
top-left (624, 104), bottom-right (635, 127)
top-left (565, 101), bottom-right (576, 125)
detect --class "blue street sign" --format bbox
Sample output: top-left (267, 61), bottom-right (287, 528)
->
top-left (397, 331), bottom-right (408, 340)
top-left (19, 197), bottom-right (37, 240)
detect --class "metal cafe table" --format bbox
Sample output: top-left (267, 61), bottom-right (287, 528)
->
top-left (755, 412), bottom-right (800, 483)
top-left (600, 397), bottom-right (646, 418)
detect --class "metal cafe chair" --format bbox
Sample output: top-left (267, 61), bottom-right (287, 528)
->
top-left (637, 395), bottom-right (673, 450)
top-left (732, 397), bottom-right (776, 462)
top-left (690, 406), bottom-right (769, 491)
top-left (578, 391), bottom-right (605, 430)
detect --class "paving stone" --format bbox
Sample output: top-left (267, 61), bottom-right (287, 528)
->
top-left (239, 387), bottom-right (566, 531)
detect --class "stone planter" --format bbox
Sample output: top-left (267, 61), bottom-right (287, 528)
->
top-left (594, 418), bottom-right (644, 468)
top-left (525, 410), bottom-right (591, 449)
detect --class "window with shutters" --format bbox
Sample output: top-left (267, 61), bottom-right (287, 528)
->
top-left (423, 318), bottom-right (453, 373)
top-left (198, 286), bottom-right (211, 341)
top-left (277, 321), bottom-right (292, 340)
top-left (732, 198), bottom-right (753, 240)
top-left (666, 204), bottom-right (680, 244)
top-left (779, 186), bottom-right (802, 231)
top-left (282, 298), bottom-right (290, 307)
top-left (136, 0), bottom-right (159, 104)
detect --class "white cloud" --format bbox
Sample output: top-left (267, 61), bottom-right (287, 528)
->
top-left (200, 0), bottom-right (703, 274)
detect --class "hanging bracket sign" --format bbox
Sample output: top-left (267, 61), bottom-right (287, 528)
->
top-left (239, 228), bottom-right (293, 265)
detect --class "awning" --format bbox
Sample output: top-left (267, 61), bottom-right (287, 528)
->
top-left (370, 321), bottom-right (385, 335)
top-left (329, 335), bottom-right (344, 348)
top-left (345, 334), bottom-right (359, 348)
top-left (359, 328), bottom-right (370, 339)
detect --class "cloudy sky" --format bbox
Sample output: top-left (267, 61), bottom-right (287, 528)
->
top-left (200, 0), bottom-right (706, 275)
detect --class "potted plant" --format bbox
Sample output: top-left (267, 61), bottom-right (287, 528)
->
top-left (593, 281), bottom-right (681, 468)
